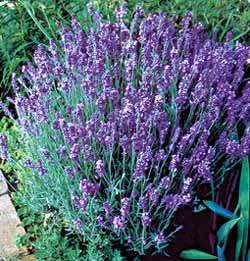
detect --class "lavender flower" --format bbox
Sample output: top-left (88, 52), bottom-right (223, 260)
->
top-left (65, 166), bottom-right (75, 179)
top-left (120, 197), bottom-right (130, 217)
top-left (73, 218), bottom-right (83, 230)
top-left (37, 160), bottom-right (46, 176)
top-left (79, 179), bottom-right (100, 196)
top-left (97, 215), bottom-right (105, 227)
top-left (70, 143), bottom-right (81, 160)
top-left (103, 201), bottom-right (112, 213)
top-left (141, 212), bottom-right (152, 227)
top-left (155, 232), bottom-right (165, 245)
top-left (113, 216), bottom-right (126, 230)
top-left (139, 196), bottom-right (148, 210)
top-left (159, 177), bottom-right (170, 189)
top-left (72, 195), bottom-right (88, 210)
top-left (24, 159), bottom-right (33, 168)
top-left (95, 159), bottom-right (105, 178)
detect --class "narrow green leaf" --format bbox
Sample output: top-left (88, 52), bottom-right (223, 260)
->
top-left (217, 218), bottom-right (241, 246)
top-left (204, 200), bottom-right (235, 219)
top-left (239, 156), bottom-right (249, 260)
top-left (242, 218), bottom-right (249, 261)
top-left (235, 218), bottom-right (244, 261)
top-left (217, 245), bottom-right (225, 261)
top-left (180, 249), bottom-right (218, 260)
top-left (247, 249), bottom-right (250, 261)
top-left (20, 1), bottom-right (51, 40)
top-left (239, 157), bottom-right (250, 218)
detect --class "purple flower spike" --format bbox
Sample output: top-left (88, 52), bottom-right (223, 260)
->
top-left (24, 159), bottom-right (33, 168)
top-left (120, 197), bottom-right (130, 217)
top-left (141, 212), bottom-right (152, 227)
top-left (70, 143), bottom-right (81, 160)
top-left (72, 195), bottom-right (88, 210)
top-left (73, 218), bottom-right (83, 230)
top-left (65, 166), bottom-right (75, 179)
top-left (96, 159), bottom-right (105, 178)
top-left (103, 201), bottom-right (112, 213)
top-left (97, 215), bottom-right (105, 227)
top-left (155, 232), bottom-right (165, 244)
top-left (37, 160), bottom-right (46, 176)
top-left (159, 177), bottom-right (170, 189)
top-left (80, 179), bottom-right (100, 197)
top-left (113, 216), bottom-right (126, 230)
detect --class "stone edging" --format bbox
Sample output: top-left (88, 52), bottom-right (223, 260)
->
top-left (0, 169), bottom-right (29, 259)
top-left (0, 169), bottom-right (8, 196)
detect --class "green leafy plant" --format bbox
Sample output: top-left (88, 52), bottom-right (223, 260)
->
top-left (31, 221), bottom-right (84, 261)
top-left (0, 116), bottom-right (25, 191)
top-left (14, 185), bottom-right (125, 260)
top-left (180, 156), bottom-right (250, 260)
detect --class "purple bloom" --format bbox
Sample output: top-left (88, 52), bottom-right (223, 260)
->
top-left (155, 232), bottom-right (165, 244)
top-left (79, 179), bottom-right (100, 196)
top-left (87, 3), bottom-right (94, 15)
top-left (37, 160), bottom-right (46, 176)
top-left (163, 194), bottom-right (182, 210)
top-left (41, 149), bottom-right (50, 160)
top-left (72, 195), bottom-right (88, 210)
top-left (120, 197), bottom-right (130, 217)
top-left (127, 235), bottom-right (132, 243)
top-left (182, 177), bottom-right (192, 192)
top-left (95, 159), bottom-right (105, 178)
top-left (97, 215), bottom-right (105, 227)
top-left (103, 201), bottom-right (112, 213)
top-left (141, 212), bottom-right (152, 227)
top-left (65, 166), bottom-right (75, 179)
top-left (70, 143), bottom-right (81, 160)
top-left (139, 196), bottom-right (148, 210)
top-left (159, 177), bottom-right (170, 189)
top-left (134, 146), bottom-right (152, 182)
top-left (73, 218), bottom-right (83, 230)
top-left (113, 216), bottom-right (126, 230)
top-left (131, 190), bottom-right (138, 198)
top-left (147, 187), bottom-right (160, 206)
top-left (196, 160), bottom-right (212, 182)
top-left (24, 159), bottom-right (33, 168)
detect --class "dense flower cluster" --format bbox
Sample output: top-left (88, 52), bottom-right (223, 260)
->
top-left (11, 4), bottom-right (250, 255)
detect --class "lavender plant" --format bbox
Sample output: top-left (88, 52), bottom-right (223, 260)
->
top-left (2, 4), bottom-right (250, 256)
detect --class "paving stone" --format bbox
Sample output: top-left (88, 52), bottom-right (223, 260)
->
top-left (0, 194), bottom-right (26, 258)
top-left (0, 171), bottom-right (8, 196)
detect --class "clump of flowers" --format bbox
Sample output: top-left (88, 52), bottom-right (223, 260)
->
top-left (7, 4), bottom-right (250, 255)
